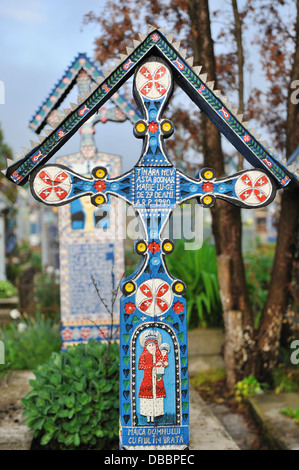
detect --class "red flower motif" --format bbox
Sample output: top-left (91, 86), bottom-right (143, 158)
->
top-left (81, 328), bottom-right (90, 340)
top-left (148, 121), bottom-right (159, 133)
top-left (202, 181), bottom-right (214, 192)
top-left (57, 129), bottom-right (65, 138)
top-left (148, 241), bottom-right (160, 253)
top-left (124, 302), bottom-right (135, 314)
top-left (102, 84), bottom-right (110, 93)
top-left (62, 328), bottom-right (72, 340)
top-left (151, 33), bottom-right (160, 42)
top-left (243, 134), bottom-right (251, 142)
top-left (94, 180), bottom-right (106, 192)
top-left (173, 301), bottom-right (184, 314)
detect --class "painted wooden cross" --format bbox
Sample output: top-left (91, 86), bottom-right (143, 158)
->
top-left (3, 26), bottom-right (299, 451)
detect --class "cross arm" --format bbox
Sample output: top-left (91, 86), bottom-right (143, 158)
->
top-left (176, 167), bottom-right (278, 209)
top-left (29, 164), bottom-right (135, 208)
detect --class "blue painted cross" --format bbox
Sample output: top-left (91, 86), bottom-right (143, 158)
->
top-left (28, 55), bottom-right (278, 450)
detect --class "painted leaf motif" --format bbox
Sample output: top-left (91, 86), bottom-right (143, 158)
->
top-left (239, 189), bottom-right (253, 200)
top-left (254, 189), bottom-right (267, 202)
top-left (39, 187), bottom-right (53, 199)
top-left (54, 186), bottom-right (68, 200)
top-left (241, 174), bottom-right (253, 187)
top-left (157, 283), bottom-right (169, 297)
top-left (140, 283), bottom-right (152, 297)
top-left (140, 66), bottom-right (152, 80)
top-left (53, 171), bottom-right (68, 184)
top-left (39, 171), bottom-right (53, 185)
top-left (255, 175), bottom-right (268, 187)
top-left (156, 297), bottom-right (169, 312)
top-left (154, 65), bottom-right (166, 80)
top-left (154, 82), bottom-right (167, 95)
top-left (139, 298), bottom-right (153, 312)
top-left (140, 81), bottom-right (153, 96)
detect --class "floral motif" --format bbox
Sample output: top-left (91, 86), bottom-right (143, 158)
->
top-left (62, 328), bottom-right (73, 340)
top-left (81, 328), bottom-right (90, 340)
top-left (37, 169), bottom-right (69, 201)
top-left (57, 129), bottom-right (66, 138)
top-left (136, 280), bottom-right (172, 315)
top-left (139, 65), bottom-right (168, 98)
top-left (151, 33), bottom-right (160, 42)
top-left (124, 302), bottom-right (135, 314)
top-left (237, 172), bottom-right (270, 203)
top-left (94, 180), bottom-right (106, 192)
top-left (148, 241), bottom-right (160, 253)
top-left (148, 121), bottom-right (159, 133)
top-left (172, 301), bottom-right (184, 314)
top-left (202, 181), bottom-right (214, 192)
top-left (102, 83), bottom-right (110, 93)
top-left (243, 134), bottom-right (251, 142)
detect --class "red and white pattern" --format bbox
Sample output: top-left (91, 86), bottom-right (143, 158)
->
top-left (136, 61), bottom-right (171, 100)
top-left (33, 166), bottom-right (72, 204)
top-left (135, 279), bottom-right (173, 316)
top-left (235, 171), bottom-right (272, 206)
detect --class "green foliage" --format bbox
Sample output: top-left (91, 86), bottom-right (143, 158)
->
top-left (22, 340), bottom-right (119, 449)
top-left (280, 406), bottom-right (299, 424)
top-left (235, 375), bottom-right (265, 402)
top-left (0, 280), bottom-right (17, 298)
top-left (7, 242), bottom-right (42, 285)
top-left (165, 240), bottom-right (223, 328)
top-left (273, 365), bottom-right (299, 394)
top-left (244, 248), bottom-right (274, 329)
top-left (0, 314), bottom-right (61, 374)
top-left (33, 271), bottom-right (60, 321)
top-left (191, 368), bottom-right (226, 389)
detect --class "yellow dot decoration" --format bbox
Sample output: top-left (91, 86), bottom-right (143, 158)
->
top-left (163, 242), bottom-right (173, 252)
top-left (95, 168), bottom-right (106, 179)
top-left (174, 282), bottom-right (184, 293)
top-left (162, 122), bottom-right (172, 132)
top-left (136, 242), bottom-right (147, 253)
top-left (94, 194), bottom-right (105, 205)
top-left (203, 195), bottom-right (213, 205)
top-left (124, 282), bottom-right (135, 293)
top-left (136, 122), bottom-right (146, 133)
top-left (203, 170), bottom-right (214, 180)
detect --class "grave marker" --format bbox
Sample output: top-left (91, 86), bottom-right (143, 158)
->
top-left (4, 26), bottom-right (299, 450)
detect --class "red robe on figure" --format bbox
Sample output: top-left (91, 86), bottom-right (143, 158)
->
top-left (138, 339), bottom-right (167, 399)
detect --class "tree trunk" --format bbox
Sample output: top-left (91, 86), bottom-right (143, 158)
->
top-left (257, 0), bottom-right (299, 381)
top-left (232, 0), bottom-right (245, 171)
top-left (187, 0), bottom-right (256, 388)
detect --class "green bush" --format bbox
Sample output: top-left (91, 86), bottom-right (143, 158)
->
top-left (280, 406), bottom-right (299, 424)
top-left (165, 240), bottom-right (223, 328)
top-left (0, 314), bottom-right (61, 375)
top-left (22, 340), bottom-right (119, 449)
top-left (235, 375), bottom-right (265, 402)
top-left (273, 365), bottom-right (299, 394)
top-left (0, 280), bottom-right (17, 298)
top-left (244, 249), bottom-right (274, 329)
top-left (33, 272), bottom-right (60, 322)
